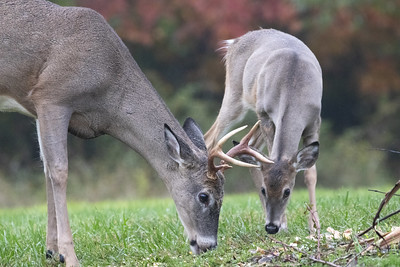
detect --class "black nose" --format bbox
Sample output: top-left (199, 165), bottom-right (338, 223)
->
top-left (209, 242), bottom-right (217, 250)
top-left (265, 223), bottom-right (279, 234)
top-left (190, 239), bottom-right (217, 254)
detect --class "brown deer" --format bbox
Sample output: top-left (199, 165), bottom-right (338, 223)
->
top-left (0, 1), bottom-right (267, 265)
top-left (205, 29), bottom-right (322, 235)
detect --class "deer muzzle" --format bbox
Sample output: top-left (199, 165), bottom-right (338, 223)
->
top-left (265, 222), bottom-right (280, 234)
top-left (190, 236), bottom-right (217, 254)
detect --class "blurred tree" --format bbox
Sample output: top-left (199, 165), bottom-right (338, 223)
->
top-left (292, 0), bottom-right (400, 175)
top-left (1, 0), bottom-right (399, 206)
top-left (293, 0), bottom-right (400, 126)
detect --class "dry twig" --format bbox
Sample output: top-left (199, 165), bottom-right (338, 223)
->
top-left (368, 189), bottom-right (400, 197)
top-left (357, 208), bottom-right (400, 238)
top-left (267, 236), bottom-right (341, 267)
top-left (345, 180), bottom-right (400, 263)
top-left (358, 179), bottom-right (400, 239)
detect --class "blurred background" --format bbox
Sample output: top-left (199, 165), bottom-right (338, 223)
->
top-left (0, 0), bottom-right (399, 207)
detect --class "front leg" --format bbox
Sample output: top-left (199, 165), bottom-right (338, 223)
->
top-left (36, 105), bottom-right (79, 266)
top-left (304, 164), bottom-right (320, 233)
top-left (45, 174), bottom-right (58, 259)
top-left (37, 121), bottom-right (58, 258)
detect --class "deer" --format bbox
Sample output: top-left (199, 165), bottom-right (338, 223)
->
top-left (205, 29), bottom-right (323, 235)
top-left (0, 1), bottom-right (269, 266)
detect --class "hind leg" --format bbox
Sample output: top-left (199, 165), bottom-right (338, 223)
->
top-left (304, 164), bottom-right (320, 233)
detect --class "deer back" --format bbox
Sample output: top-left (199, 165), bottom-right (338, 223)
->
top-left (0, 0), bottom-right (224, 254)
top-left (223, 29), bottom-right (322, 234)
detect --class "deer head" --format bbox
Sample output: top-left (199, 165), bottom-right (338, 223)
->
top-left (238, 142), bottom-right (319, 234)
top-left (164, 119), bottom-right (270, 254)
top-left (163, 118), bottom-right (222, 254)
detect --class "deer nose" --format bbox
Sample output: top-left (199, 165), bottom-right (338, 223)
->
top-left (190, 238), bottom-right (217, 254)
top-left (265, 223), bottom-right (279, 234)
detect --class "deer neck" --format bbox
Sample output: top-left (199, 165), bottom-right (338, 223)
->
top-left (104, 70), bottom-right (187, 187)
top-left (270, 121), bottom-right (303, 161)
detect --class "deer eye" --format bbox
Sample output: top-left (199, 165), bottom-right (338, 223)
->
top-left (283, 188), bottom-right (291, 198)
top-left (261, 187), bottom-right (266, 196)
top-left (198, 193), bottom-right (209, 204)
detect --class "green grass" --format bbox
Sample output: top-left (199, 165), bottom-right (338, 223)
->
top-left (0, 187), bottom-right (399, 266)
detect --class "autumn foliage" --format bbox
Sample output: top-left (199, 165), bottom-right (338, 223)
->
top-left (0, 0), bottom-right (399, 202)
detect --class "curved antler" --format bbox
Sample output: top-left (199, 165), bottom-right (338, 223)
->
top-left (207, 121), bottom-right (274, 178)
top-left (226, 121), bottom-right (274, 164)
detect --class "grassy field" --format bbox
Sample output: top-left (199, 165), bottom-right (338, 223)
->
top-left (0, 186), bottom-right (399, 266)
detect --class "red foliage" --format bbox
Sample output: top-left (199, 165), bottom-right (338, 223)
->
top-left (77, 0), bottom-right (400, 95)
top-left (304, 3), bottom-right (400, 95)
top-left (77, 0), bottom-right (299, 46)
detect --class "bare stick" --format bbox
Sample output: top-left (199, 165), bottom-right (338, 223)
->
top-left (368, 189), bottom-right (400, 197)
top-left (371, 180), bottom-right (400, 244)
top-left (267, 236), bottom-right (341, 267)
top-left (371, 148), bottom-right (400, 154)
top-left (357, 208), bottom-right (400, 237)
top-left (346, 243), bottom-right (376, 267)
top-left (332, 253), bottom-right (353, 264)
top-left (350, 180), bottom-right (400, 251)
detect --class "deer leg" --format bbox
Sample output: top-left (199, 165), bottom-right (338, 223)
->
top-left (37, 121), bottom-right (58, 258)
top-left (36, 105), bottom-right (78, 266)
top-left (204, 86), bottom-right (246, 151)
top-left (304, 164), bottom-right (320, 233)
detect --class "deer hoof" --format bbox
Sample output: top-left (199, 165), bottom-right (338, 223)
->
top-left (46, 250), bottom-right (54, 259)
top-left (59, 253), bottom-right (65, 263)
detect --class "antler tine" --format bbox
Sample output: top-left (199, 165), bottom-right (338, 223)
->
top-left (208, 124), bottom-right (258, 176)
top-left (226, 120), bottom-right (274, 164)
top-left (217, 149), bottom-right (261, 168)
top-left (216, 125), bottom-right (248, 148)
top-left (239, 120), bottom-right (260, 145)
top-left (208, 121), bottom-right (275, 177)
top-left (209, 142), bottom-right (260, 172)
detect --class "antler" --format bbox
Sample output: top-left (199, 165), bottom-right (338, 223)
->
top-left (226, 121), bottom-right (274, 164)
top-left (208, 121), bottom-right (274, 178)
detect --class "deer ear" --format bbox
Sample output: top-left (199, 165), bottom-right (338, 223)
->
top-left (164, 124), bottom-right (193, 166)
top-left (291, 142), bottom-right (319, 172)
top-left (182, 117), bottom-right (207, 152)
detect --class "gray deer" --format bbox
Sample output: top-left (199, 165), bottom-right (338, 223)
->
top-left (0, 0), bottom-right (263, 265)
top-left (205, 29), bottom-right (322, 235)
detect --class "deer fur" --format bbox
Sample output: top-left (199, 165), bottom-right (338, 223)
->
top-left (205, 29), bottom-right (322, 234)
top-left (0, 0), bottom-right (224, 265)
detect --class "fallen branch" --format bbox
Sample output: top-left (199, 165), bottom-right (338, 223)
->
top-left (267, 236), bottom-right (341, 267)
top-left (346, 243), bottom-right (376, 267)
top-left (376, 227), bottom-right (400, 249)
top-left (343, 179), bottom-right (400, 258)
top-left (357, 180), bottom-right (400, 238)
top-left (357, 208), bottom-right (400, 237)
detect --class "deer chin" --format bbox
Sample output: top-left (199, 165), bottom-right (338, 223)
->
top-left (177, 212), bottom-right (218, 254)
top-left (189, 235), bottom-right (217, 254)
